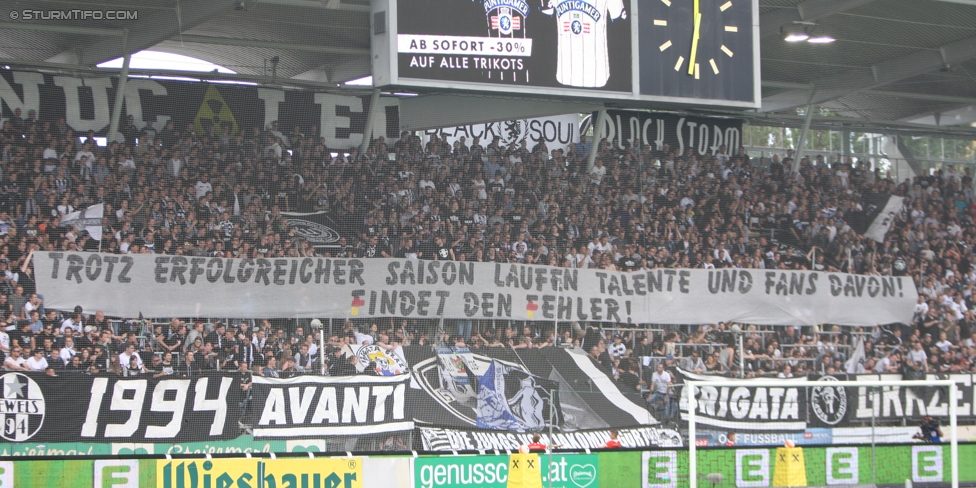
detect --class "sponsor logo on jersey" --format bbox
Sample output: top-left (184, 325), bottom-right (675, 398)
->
top-left (555, 0), bottom-right (601, 21)
top-left (483, 0), bottom-right (530, 16)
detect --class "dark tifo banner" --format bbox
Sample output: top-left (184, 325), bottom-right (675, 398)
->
top-left (404, 345), bottom-right (673, 444)
top-left (806, 373), bottom-right (976, 428)
top-left (0, 70), bottom-right (400, 149)
top-left (846, 193), bottom-right (904, 243)
top-left (248, 375), bottom-right (412, 438)
top-left (0, 372), bottom-right (239, 443)
top-left (677, 369), bottom-right (810, 432)
top-left (583, 110), bottom-right (742, 157)
top-left (419, 426), bottom-right (682, 451)
top-left (280, 211), bottom-right (345, 248)
top-left (678, 370), bottom-right (976, 431)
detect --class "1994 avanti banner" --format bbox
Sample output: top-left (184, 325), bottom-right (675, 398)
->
top-left (35, 253), bottom-right (916, 325)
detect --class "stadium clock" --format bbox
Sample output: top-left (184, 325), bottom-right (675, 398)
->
top-left (638, 0), bottom-right (756, 103)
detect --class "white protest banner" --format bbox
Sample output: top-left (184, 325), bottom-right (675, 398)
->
top-left (34, 253), bottom-right (916, 326)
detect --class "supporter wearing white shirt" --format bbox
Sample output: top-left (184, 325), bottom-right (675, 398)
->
top-left (914, 296), bottom-right (929, 318)
top-left (74, 144), bottom-right (95, 168)
top-left (907, 342), bottom-right (928, 369)
top-left (589, 160), bottom-right (606, 185)
top-left (195, 174), bottom-right (214, 200)
top-left (25, 349), bottom-right (48, 371)
top-left (608, 337), bottom-right (627, 359)
top-left (3, 348), bottom-right (28, 371)
top-left (118, 343), bottom-right (144, 369)
top-left (0, 327), bottom-right (8, 356)
top-left (59, 337), bottom-right (77, 365)
top-left (60, 315), bottom-right (83, 334)
top-left (42, 142), bottom-right (58, 161)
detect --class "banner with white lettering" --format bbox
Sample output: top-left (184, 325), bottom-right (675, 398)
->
top-left (249, 375), bottom-right (411, 437)
top-left (677, 369), bottom-right (810, 431)
top-left (422, 115), bottom-right (580, 154)
top-left (582, 111), bottom-right (742, 156)
top-left (419, 426), bottom-right (682, 451)
top-left (0, 70), bottom-right (399, 149)
top-left (807, 373), bottom-right (974, 428)
top-left (35, 253), bottom-right (917, 326)
top-left (0, 372), bottom-right (239, 444)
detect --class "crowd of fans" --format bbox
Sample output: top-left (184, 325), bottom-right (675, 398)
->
top-left (0, 111), bottom-right (973, 406)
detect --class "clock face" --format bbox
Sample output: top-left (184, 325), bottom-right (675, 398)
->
top-left (638, 0), bottom-right (755, 103)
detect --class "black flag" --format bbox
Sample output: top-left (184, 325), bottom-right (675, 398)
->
top-left (847, 193), bottom-right (903, 242)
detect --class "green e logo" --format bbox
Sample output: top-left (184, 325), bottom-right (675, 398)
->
top-left (912, 446), bottom-right (943, 483)
top-left (642, 451), bottom-right (676, 488)
top-left (826, 448), bottom-right (858, 485)
top-left (0, 462), bottom-right (12, 488)
top-left (736, 449), bottom-right (770, 487)
top-left (95, 460), bottom-right (139, 488)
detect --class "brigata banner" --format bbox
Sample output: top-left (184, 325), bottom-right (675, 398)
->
top-left (35, 253), bottom-right (916, 326)
top-left (0, 372), bottom-right (239, 444)
top-left (678, 371), bottom-right (976, 432)
top-left (677, 369), bottom-right (810, 432)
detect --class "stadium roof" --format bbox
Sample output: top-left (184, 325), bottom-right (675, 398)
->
top-left (2, 0), bottom-right (976, 135)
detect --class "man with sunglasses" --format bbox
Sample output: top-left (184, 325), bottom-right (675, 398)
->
top-left (3, 347), bottom-right (28, 371)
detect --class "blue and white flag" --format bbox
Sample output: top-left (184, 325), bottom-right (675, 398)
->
top-left (476, 360), bottom-right (560, 431)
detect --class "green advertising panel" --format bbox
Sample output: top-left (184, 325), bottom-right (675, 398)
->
top-left (0, 436), bottom-right (290, 458)
top-left (1, 459), bottom-right (156, 488)
top-left (414, 453), bottom-right (599, 488)
top-left (642, 444), bottom-right (976, 488)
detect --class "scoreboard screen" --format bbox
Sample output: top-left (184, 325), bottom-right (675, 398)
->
top-left (394, 0), bottom-right (633, 95)
top-left (372, 0), bottom-right (759, 108)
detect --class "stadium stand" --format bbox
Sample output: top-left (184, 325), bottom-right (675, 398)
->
top-left (0, 114), bottom-right (972, 391)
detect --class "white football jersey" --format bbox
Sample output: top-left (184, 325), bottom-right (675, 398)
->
top-left (553, 0), bottom-right (625, 88)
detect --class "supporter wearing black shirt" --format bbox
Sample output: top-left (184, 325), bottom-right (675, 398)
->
top-left (11, 321), bottom-right (33, 351)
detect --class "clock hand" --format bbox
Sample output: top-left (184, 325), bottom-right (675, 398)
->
top-left (688, 2), bottom-right (701, 75)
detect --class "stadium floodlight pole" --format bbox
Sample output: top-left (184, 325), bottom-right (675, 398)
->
top-left (792, 103), bottom-right (815, 174)
top-left (587, 109), bottom-right (608, 172)
top-left (360, 88), bottom-right (382, 155)
top-left (107, 29), bottom-right (131, 147)
top-left (686, 379), bottom-right (959, 488)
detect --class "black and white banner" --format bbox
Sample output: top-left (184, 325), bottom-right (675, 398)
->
top-left (280, 211), bottom-right (345, 248)
top-left (677, 369), bottom-right (810, 431)
top-left (406, 346), bottom-right (657, 433)
top-left (582, 111), bottom-right (742, 156)
top-left (847, 194), bottom-right (904, 243)
top-left (249, 375), bottom-right (411, 438)
top-left (0, 70), bottom-right (399, 149)
top-left (422, 115), bottom-right (580, 154)
top-left (419, 426), bottom-right (682, 451)
top-left (679, 371), bottom-right (976, 431)
top-left (0, 372), bottom-right (240, 443)
top-left (35, 253), bottom-right (917, 326)
top-left (807, 373), bottom-right (976, 428)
